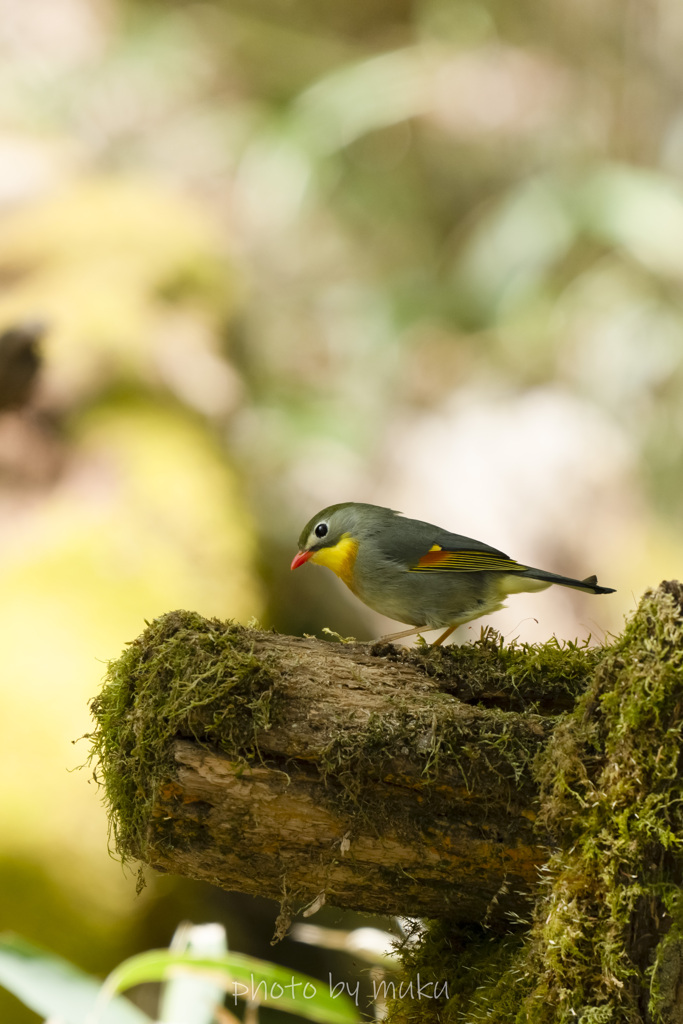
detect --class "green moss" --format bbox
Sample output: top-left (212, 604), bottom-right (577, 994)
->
top-left (90, 611), bottom-right (594, 877)
top-left (406, 625), bottom-right (601, 711)
top-left (310, 632), bottom-right (584, 820)
top-left (89, 609), bottom-right (277, 861)
top-left (317, 694), bottom-right (537, 805)
top-left (385, 583), bottom-right (683, 1024)
top-left (525, 581), bottom-right (683, 1022)
top-left (90, 609), bottom-right (600, 872)
top-left (92, 594), bottom-right (683, 1020)
top-left (384, 920), bottom-right (526, 1024)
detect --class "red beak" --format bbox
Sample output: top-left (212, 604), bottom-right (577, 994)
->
top-left (291, 549), bottom-right (313, 570)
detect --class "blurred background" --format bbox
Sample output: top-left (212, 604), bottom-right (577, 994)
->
top-left (0, 0), bottom-right (681, 1018)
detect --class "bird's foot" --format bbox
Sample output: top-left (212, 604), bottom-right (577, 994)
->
top-left (375, 624), bottom-right (459, 647)
top-left (431, 625), bottom-right (457, 647)
top-left (375, 625), bottom-right (429, 643)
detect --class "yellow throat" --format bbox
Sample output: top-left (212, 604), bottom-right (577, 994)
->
top-left (310, 533), bottom-right (359, 587)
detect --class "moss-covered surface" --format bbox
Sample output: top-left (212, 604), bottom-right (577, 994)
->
top-left (385, 582), bottom-right (683, 1024)
top-left (89, 609), bottom-right (593, 866)
top-left (310, 628), bottom-right (601, 824)
top-left (408, 626), bottom-right (602, 711)
top-left (90, 585), bottom-right (683, 1018)
top-left (89, 609), bottom-right (279, 861)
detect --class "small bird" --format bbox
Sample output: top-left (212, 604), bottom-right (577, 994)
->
top-left (291, 502), bottom-right (615, 645)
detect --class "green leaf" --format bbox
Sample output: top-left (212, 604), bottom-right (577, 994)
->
top-left (97, 949), bottom-right (359, 1024)
top-left (0, 934), bottom-right (151, 1024)
top-left (159, 922), bottom-right (228, 1024)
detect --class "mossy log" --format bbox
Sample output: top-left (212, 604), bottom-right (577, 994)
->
top-left (387, 581), bottom-right (683, 1024)
top-left (90, 610), bottom-right (597, 924)
top-left (91, 583), bottom-right (683, 1021)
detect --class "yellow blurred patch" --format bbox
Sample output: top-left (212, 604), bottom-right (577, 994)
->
top-left (0, 398), bottom-right (261, 912)
top-left (0, 177), bottom-right (237, 402)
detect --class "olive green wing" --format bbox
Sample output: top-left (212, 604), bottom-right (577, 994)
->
top-left (375, 518), bottom-right (530, 574)
top-left (400, 527), bottom-right (614, 595)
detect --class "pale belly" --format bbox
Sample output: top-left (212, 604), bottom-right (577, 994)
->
top-left (349, 566), bottom-right (498, 628)
top-left (349, 561), bottom-right (549, 628)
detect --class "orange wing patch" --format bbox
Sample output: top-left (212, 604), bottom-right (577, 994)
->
top-left (410, 548), bottom-right (528, 573)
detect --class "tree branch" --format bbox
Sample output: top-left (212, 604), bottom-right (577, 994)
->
top-left (90, 584), bottom-right (683, 1019)
top-left (90, 614), bottom-right (597, 924)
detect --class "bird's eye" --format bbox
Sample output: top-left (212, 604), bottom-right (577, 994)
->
top-left (314, 522), bottom-right (328, 539)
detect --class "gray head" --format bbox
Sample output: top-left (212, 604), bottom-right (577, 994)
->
top-left (295, 502), bottom-right (397, 557)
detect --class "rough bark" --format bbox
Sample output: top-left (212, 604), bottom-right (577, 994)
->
top-left (93, 617), bottom-right (591, 924)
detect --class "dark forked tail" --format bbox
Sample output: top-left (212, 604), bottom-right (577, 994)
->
top-left (521, 567), bottom-right (615, 595)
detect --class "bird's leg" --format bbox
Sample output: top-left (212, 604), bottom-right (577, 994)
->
top-left (431, 625), bottom-right (457, 647)
top-left (376, 625), bottom-right (429, 643)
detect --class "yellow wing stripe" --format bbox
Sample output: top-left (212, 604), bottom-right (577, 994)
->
top-left (410, 550), bottom-right (528, 573)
